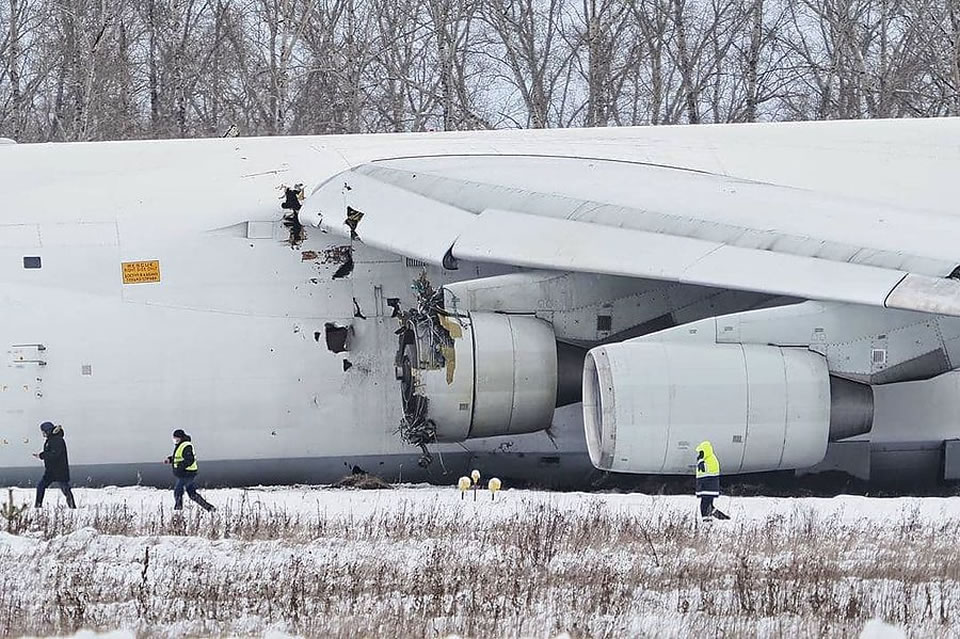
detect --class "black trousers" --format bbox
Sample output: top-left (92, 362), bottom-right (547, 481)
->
top-left (699, 495), bottom-right (715, 517)
top-left (36, 477), bottom-right (76, 508)
top-left (173, 475), bottom-right (214, 511)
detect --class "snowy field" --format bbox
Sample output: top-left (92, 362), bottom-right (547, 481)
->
top-left (0, 484), bottom-right (953, 638)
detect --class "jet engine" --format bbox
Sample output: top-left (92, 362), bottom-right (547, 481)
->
top-left (397, 309), bottom-right (578, 446)
top-left (583, 341), bottom-right (873, 474)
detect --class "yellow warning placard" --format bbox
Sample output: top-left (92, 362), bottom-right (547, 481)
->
top-left (121, 260), bottom-right (161, 284)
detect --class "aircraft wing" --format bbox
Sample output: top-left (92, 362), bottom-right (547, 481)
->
top-left (300, 154), bottom-right (960, 317)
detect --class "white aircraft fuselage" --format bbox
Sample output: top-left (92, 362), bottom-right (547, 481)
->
top-left (3, 119), bottom-right (960, 487)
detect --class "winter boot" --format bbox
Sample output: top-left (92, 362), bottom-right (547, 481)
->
top-left (191, 494), bottom-right (216, 512)
top-left (712, 508), bottom-right (731, 520)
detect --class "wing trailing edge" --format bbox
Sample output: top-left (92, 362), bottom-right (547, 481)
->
top-left (451, 208), bottom-right (960, 317)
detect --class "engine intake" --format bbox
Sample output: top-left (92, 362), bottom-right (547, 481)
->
top-left (583, 341), bottom-right (873, 474)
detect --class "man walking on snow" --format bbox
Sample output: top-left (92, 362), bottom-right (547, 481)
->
top-left (695, 440), bottom-right (730, 521)
top-left (33, 421), bottom-right (77, 509)
top-left (164, 429), bottom-right (215, 512)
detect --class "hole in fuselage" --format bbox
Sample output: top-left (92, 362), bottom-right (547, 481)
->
top-left (324, 323), bottom-right (351, 353)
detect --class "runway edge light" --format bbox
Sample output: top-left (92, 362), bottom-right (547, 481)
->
top-left (488, 478), bottom-right (502, 501)
top-left (458, 476), bottom-right (471, 500)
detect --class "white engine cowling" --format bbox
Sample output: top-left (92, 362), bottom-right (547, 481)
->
top-left (398, 312), bottom-right (558, 443)
top-left (583, 341), bottom-right (836, 474)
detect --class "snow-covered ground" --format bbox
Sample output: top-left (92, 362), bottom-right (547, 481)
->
top-left (0, 485), bottom-right (952, 638)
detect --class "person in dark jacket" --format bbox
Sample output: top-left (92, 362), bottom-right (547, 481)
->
top-left (33, 421), bottom-right (77, 509)
top-left (695, 440), bottom-right (729, 521)
top-left (164, 429), bottom-right (215, 512)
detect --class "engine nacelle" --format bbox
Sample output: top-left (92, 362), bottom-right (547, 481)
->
top-left (583, 341), bottom-right (873, 474)
top-left (397, 311), bottom-right (558, 443)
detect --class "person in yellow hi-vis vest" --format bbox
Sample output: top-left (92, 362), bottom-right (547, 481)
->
top-left (695, 441), bottom-right (730, 521)
top-left (164, 429), bottom-right (215, 512)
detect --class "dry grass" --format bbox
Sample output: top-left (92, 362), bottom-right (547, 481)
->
top-left (0, 490), bottom-right (956, 638)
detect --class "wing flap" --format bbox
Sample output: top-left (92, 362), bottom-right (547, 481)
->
top-left (452, 209), bottom-right (960, 315)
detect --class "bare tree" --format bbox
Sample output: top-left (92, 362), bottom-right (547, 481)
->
top-left (629, 0), bottom-right (673, 124)
top-left (562, 0), bottom-right (636, 127)
top-left (3, 0), bottom-right (960, 142)
top-left (480, 0), bottom-right (574, 127)
top-left (6, 0), bottom-right (24, 138)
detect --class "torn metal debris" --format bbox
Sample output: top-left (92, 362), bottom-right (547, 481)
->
top-left (332, 250), bottom-right (354, 280)
top-left (345, 206), bottom-right (364, 241)
top-left (353, 298), bottom-right (367, 319)
top-left (330, 471), bottom-right (393, 489)
top-left (299, 245), bottom-right (354, 279)
top-left (387, 298), bottom-right (401, 318)
top-left (280, 183), bottom-right (306, 247)
top-left (321, 245), bottom-right (352, 264)
top-left (283, 216), bottom-right (305, 247)
top-left (394, 272), bottom-right (467, 462)
top-left (281, 184), bottom-right (304, 213)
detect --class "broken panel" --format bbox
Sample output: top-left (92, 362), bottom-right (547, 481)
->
top-left (332, 251), bottom-right (355, 279)
top-left (353, 298), bottom-right (367, 319)
top-left (345, 206), bottom-right (364, 241)
top-left (324, 323), bottom-right (352, 353)
top-left (280, 184), bottom-right (306, 246)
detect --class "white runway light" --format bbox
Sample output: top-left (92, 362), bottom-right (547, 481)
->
top-left (457, 476), bottom-right (471, 499)
top-left (488, 478), bottom-right (502, 500)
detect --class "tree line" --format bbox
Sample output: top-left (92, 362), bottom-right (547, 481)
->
top-left (2, 0), bottom-right (959, 142)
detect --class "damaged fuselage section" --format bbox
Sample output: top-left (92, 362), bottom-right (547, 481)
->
top-left (395, 274), bottom-right (582, 465)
